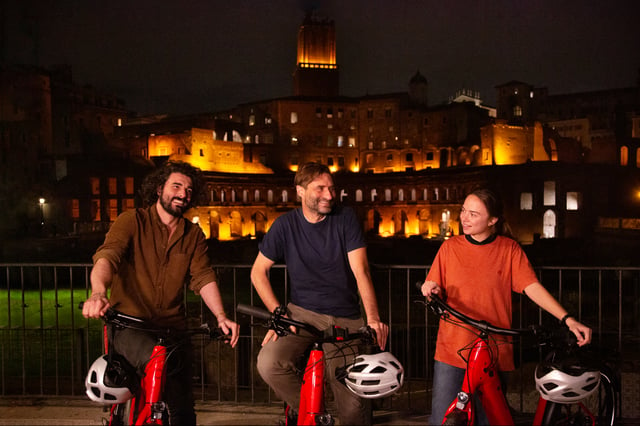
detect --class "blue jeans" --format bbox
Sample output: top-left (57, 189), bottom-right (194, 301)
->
top-left (430, 361), bottom-right (506, 425)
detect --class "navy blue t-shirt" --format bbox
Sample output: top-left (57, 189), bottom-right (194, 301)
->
top-left (258, 205), bottom-right (366, 318)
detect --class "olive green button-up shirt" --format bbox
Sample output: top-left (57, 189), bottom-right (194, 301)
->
top-left (93, 205), bottom-right (218, 327)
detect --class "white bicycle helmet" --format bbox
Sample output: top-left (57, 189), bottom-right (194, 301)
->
top-left (344, 352), bottom-right (404, 399)
top-left (535, 362), bottom-right (600, 403)
top-left (85, 354), bottom-right (137, 405)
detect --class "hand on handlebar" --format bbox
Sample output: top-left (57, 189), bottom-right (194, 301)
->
top-left (421, 280), bottom-right (444, 301)
top-left (367, 319), bottom-right (389, 350)
top-left (565, 317), bottom-right (592, 347)
top-left (82, 293), bottom-right (110, 319)
top-left (261, 310), bottom-right (297, 346)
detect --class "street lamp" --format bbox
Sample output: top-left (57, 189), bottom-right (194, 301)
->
top-left (39, 198), bottom-right (45, 226)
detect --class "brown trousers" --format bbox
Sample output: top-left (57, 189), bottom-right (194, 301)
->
top-left (256, 303), bottom-right (372, 425)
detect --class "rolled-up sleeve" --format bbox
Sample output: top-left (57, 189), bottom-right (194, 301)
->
top-left (187, 229), bottom-right (218, 294)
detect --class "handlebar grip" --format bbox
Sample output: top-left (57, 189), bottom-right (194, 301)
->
top-left (237, 303), bottom-right (273, 321)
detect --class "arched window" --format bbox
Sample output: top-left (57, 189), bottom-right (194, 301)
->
top-left (356, 189), bottom-right (363, 202)
top-left (620, 146), bottom-right (629, 166)
top-left (281, 190), bottom-right (288, 203)
top-left (254, 190), bottom-right (261, 202)
top-left (543, 210), bottom-right (556, 238)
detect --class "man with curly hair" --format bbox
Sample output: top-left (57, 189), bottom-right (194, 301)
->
top-left (82, 160), bottom-right (239, 425)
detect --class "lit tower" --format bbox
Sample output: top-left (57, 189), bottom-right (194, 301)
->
top-left (293, 12), bottom-right (339, 97)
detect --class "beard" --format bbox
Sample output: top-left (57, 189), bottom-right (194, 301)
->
top-left (159, 194), bottom-right (189, 218)
top-left (306, 196), bottom-right (334, 215)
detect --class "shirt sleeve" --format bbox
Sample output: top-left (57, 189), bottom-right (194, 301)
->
top-left (92, 210), bottom-right (136, 272)
top-left (343, 207), bottom-right (367, 253)
top-left (258, 214), bottom-right (286, 262)
top-left (188, 226), bottom-right (219, 294)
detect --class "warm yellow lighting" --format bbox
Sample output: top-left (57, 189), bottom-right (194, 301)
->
top-left (329, 166), bottom-right (337, 173)
top-left (39, 198), bottom-right (45, 205)
top-left (290, 165), bottom-right (299, 172)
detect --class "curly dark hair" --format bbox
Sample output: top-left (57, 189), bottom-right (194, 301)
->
top-left (139, 161), bottom-right (206, 208)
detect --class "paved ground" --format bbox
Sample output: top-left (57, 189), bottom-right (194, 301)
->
top-left (0, 398), bottom-right (429, 425)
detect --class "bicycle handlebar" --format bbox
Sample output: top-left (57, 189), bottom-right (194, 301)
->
top-left (237, 303), bottom-right (376, 344)
top-left (426, 294), bottom-right (524, 337)
top-left (417, 286), bottom-right (578, 350)
top-left (79, 302), bottom-right (230, 341)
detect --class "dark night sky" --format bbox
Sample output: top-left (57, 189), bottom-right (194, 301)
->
top-left (3, 0), bottom-right (638, 115)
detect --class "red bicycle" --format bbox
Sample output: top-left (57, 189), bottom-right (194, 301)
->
top-left (82, 305), bottom-right (228, 425)
top-left (421, 295), bottom-right (619, 425)
top-left (237, 303), bottom-right (404, 426)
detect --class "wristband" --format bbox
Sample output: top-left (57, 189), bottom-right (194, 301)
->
top-left (560, 313), bottom-right (573, 326)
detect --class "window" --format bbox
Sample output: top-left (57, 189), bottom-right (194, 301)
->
top-left (326, 108), bottom-right (333, 118)
top-left (242, 190), bottom-right (248, 203)
top-left (267, 190), bottom-right (273, 203)
top-left (385, 108), bottom-right (392, 118)
top-left (249, 114), bottom-right (255, 126)
top-left (543, 181), bottom-right (556, 206)
top-left (254, 190), bottom-right (260, 202)
top-left (566, 192), bottom-right (580, 210)
top-left (92, 199), bottom-right (101, 221)
top-left (371, 189), bottom-right (377, 201)
top-left (338, 157), bottom-right (345, 167)
top-left (426, 152), bottom-right (434, 161)
top-left (513, 105), bottom-right (523, 117)
top-left (290, 112), bottom-right (298, 124)
top-left (91, 177), bottom-right (100, 195)
top-left (327, 157), bottom-right (334, 166)
top-left (366, 153), bottom-right (375, 164)
top-left (406, 153), bottom-right (413, 162)
top-left (291, 137), bottom-right (298, 145)
top-left (71, 199), bottom-right (80, 219)
top-left (543, 210), bottom-right (556, 238)
top-left (367, 109), bottom-right (373, 119)
top-left (385, 189), bottom-right (392, 201)
top-left (282, 190), bottom-right (288, 203)
top-left (348, 137), bottom-right (356, 147)
top-left (109, 199), bottom-right (118, 222)
top-left (398, 189), bottom-right (404, 201)
top-left (337, 136), bottom-right (344, 147)
top-left (520, 192), bottom-right (533, 210)
top-left (620, 146), bottom-right (628, 166)
top-left (121, 198), bottom-right (134, 212)
top-left (355, 189), bottom-right (363, 202)
top-left (316, 107), bottom-right (322, 118)
top-left (108, 177), bottom-right (117, 195)
top-left (386, 153), bottom-right (393, 162)
top-left (199, 148), bottom-right (204, 156)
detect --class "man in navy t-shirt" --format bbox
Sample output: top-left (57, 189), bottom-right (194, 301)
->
top-left (251, 162), bottom-right (389, 425)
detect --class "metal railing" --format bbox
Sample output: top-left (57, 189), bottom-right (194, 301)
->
top-left (1, 263), bottom-right (638, 416)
